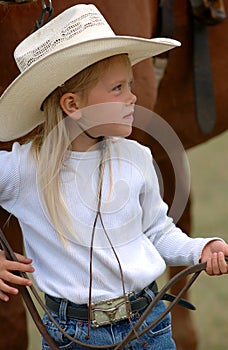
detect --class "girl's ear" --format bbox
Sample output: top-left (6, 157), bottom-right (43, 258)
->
top-left (60, 92), bottom-right (81, 120)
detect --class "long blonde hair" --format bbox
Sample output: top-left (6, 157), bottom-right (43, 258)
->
top-left (31, 54), bottom-right (131, 242)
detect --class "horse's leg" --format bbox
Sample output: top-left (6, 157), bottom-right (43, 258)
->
top-left (155, 154), bottom-right (198, 350)
top-left (0, 207), bottom-right (28, 350)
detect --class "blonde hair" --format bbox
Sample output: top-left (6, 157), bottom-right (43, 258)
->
top-left (31, 54), bottom-right (131, 242)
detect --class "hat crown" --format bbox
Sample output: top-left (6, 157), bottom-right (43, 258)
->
top-left (15, 4), bottom-right (115, 73)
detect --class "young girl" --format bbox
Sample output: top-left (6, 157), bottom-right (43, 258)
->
top-left (0, 4), bottom-right (227, 350)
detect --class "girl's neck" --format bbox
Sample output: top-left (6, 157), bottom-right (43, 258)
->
top-left (71, 131), bottom-right (103, 152)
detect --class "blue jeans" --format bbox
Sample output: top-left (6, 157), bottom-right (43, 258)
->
top-left (42, 298), bottom-right (176, 350)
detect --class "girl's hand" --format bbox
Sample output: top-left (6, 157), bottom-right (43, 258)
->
top-left (0, 250), bottom-right (34, 302)
top-left (200, 240), bottom-right (228, 275)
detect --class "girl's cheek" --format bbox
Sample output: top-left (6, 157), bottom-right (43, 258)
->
top-left (80, 102), bottom-right (132, 126)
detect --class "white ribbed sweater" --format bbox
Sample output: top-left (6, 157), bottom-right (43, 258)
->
top-left (0, 138), bottom-right (213, 303)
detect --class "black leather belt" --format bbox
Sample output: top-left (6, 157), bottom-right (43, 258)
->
top-left (45, 281), bottom-right (195, 321)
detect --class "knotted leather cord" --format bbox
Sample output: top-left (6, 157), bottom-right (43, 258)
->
top-left (32, 0), bottom-right (53, 32)
top-left (86, 139), bottom-right (144, 346)
top-left (77, 122), bottom-right (104, 141)
top-left (0, 138), bottom-right (142, 349)
top-left (115, 265), bottom-right (202, 349)
top-left (1, 225), bottom-right (228, 349)
top-left (116, 256), bottom-right (228, 349)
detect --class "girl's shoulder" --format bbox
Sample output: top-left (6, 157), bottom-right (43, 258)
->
top-left (0, 141), bottom-right (34, 167)
top-left (0, 142), bottom-right (35, 201)
top-left (0, 142), bottom-right (31, 157)
top-left (111, 137), bottom-right (153, 159)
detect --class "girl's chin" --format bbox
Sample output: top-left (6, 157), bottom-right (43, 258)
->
top-left (93, 125), bottom-right (133, 138)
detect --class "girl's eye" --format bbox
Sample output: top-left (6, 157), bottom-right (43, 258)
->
top-left (112, 80), bottom-right (134, 92)
top-left (112, 84), bottom-right (122, 92)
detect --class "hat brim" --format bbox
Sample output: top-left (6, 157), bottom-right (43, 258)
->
top-left (0, 36), bottom-right (180, 141)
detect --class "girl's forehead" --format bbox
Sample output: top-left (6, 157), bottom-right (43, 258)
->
top-left (100, 55), bottom-right (132, 77)
top-left (97, 54), bottom-right (130, 70)
top-left (106, 54), bottom-right (131, 66)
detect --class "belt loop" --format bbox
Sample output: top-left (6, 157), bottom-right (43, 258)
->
top-left (144, 284), bottom-right (156, 301)
top-left (59, 299), bottom-right (68, 323)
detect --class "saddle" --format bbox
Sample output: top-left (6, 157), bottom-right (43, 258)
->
top-left (190, 0), bottom-right (226, 25)
top-left (157, 0), bottom-right (227, 135)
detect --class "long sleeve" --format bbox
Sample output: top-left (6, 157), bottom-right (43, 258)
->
top-left (0, 142), bottom-right (21, 208)
top-left (140, 146), bottom-right (214, 265)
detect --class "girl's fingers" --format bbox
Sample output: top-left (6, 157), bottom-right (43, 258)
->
top-left (0, 251), bottom-right (34, 301)
top-left (206, 256), bottom-right (213, 275)
top-left (0, 260), bottom-right (34, 274)
top-left (0, 279), bottom-right (18, 295)
top-left (0, 291), bottom-right (10, 302)
top-left (0, 277), bottom-right (19, 301)
top-left (1, 270), bottom-right (33, 286)
top-left (218, 251), bottom-right (228, 274)
top-left (0, 250), bottom-right (33, 266)
top-left (14, 252), bottom-right (33, 264)
top-left (0, 273), bottom-right (33, 301)
top-left (206, 252), bottom-right (228, 275)
top-left (211, 253), bottom-right (221, 275)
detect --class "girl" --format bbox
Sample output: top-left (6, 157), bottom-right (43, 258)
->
top-left (0, 4), bottom-right (228, 349)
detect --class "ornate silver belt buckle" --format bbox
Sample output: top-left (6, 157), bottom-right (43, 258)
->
top-left (90, 293), bottom-right (132, 328)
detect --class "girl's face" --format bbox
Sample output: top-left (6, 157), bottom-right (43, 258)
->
top-left (81, 55), bottom-right (136, 108)
top-left (63, 55), bottom-right (137, 145)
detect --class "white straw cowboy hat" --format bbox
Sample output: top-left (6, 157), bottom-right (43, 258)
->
top-left (0, 4), bottom-right (180, 141)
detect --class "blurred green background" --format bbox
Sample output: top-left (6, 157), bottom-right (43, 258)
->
top-left (27, 131), bottom-right (228, 350)
top-left (186, 131), bottom-right (228, 350)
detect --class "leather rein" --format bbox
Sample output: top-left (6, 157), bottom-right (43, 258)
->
top-left (1, 226), bottom-right (226, 349)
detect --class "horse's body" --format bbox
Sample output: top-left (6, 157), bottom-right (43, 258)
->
top-left (154, 0), bottom-right (228, 149)
top-left (0, 1), bottom-right (227, 349)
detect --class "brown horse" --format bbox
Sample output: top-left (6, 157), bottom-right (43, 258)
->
top-left (0, 1), bottom-right (227, 350)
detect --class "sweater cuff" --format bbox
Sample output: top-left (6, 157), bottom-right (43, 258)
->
top-left (194, 237), bottom-right (225, 265)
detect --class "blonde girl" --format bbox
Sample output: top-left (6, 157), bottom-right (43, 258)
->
top-left (0, 4), bottom-right (228, 350)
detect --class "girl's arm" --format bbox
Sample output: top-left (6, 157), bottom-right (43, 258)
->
top-left (140, 146), bottom-right (228, 268)
top-left (0, 250), bottom-right (34, 301)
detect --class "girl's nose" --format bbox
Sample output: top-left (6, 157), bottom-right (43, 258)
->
top-left (129, 90), bottom-right (137, 105)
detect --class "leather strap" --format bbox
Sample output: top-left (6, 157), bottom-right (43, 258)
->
top-left (158, 0), bottom-right (218, 135)
top-left (0, 226), bottom-right (227, 349)
top-left (192, 17), bottom-right (217, 134)
top-left (45, 293), bottom-right (157, 320)
top-left (45, 283), bottom-right (195, 322)
top-left (157, 0), bottom-right (174, 38)
top-left (115, 255), bottom-right (228, 349)
top-left (190, 0), bottom-right (226, 134)
top-left (0, 227), bottom-right (60, 350)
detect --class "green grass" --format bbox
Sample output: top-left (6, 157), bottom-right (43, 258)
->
top-left (187, 131), bottom-right (228, 350)
top-left (27, 131), bottom-right (228, 350)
